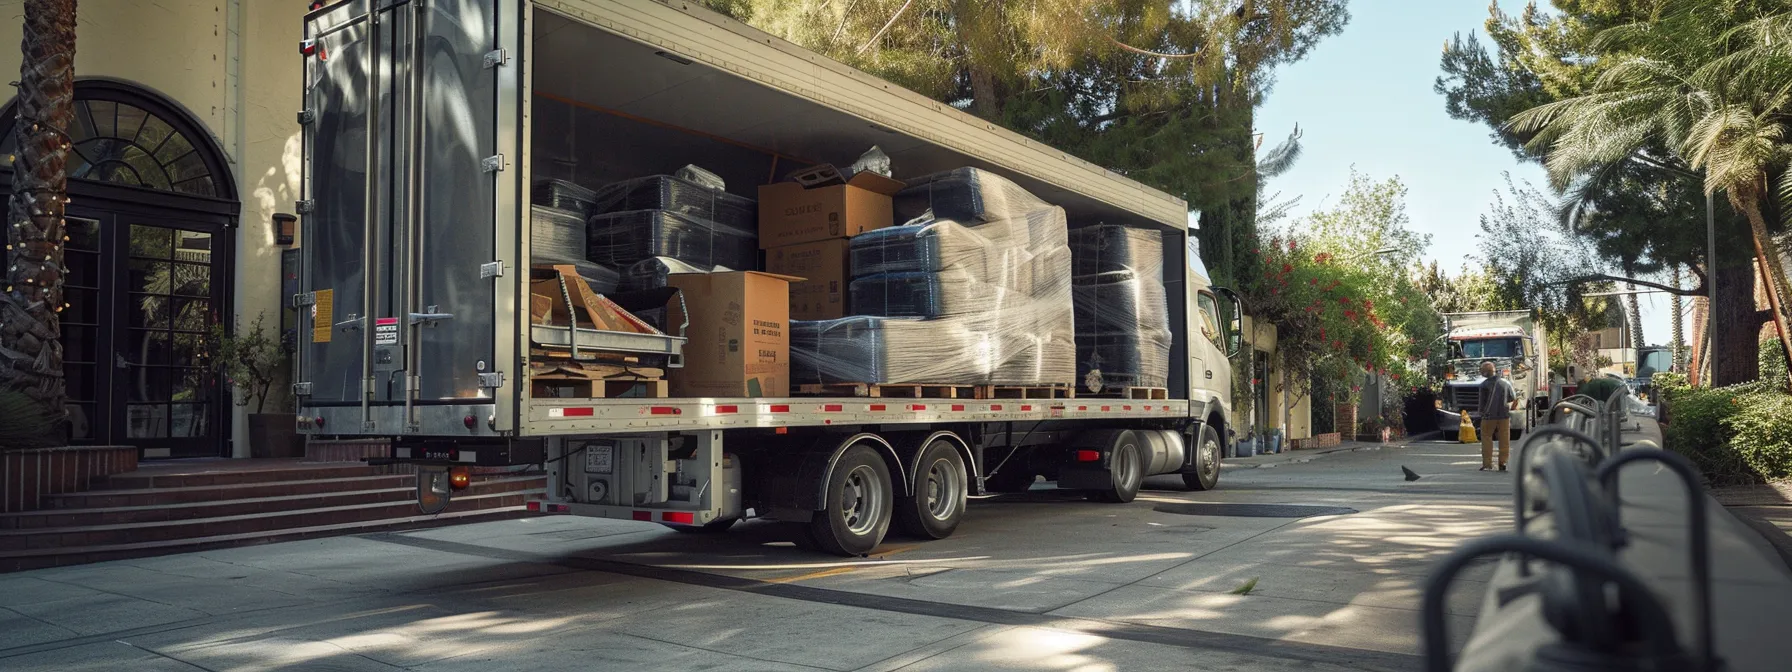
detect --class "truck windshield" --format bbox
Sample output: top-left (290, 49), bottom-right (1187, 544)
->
top-left (1639, 350), bottom-right (1673, 376)
top-left (1452, 338), bottom-right (1522, 360)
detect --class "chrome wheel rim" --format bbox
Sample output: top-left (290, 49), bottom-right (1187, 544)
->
top-left (1201, 436), bottom-right (1221, 481)
top-left (1115, 444), bottom-right (1140, 490)
top-left (841, 464), bottom-right (885, 536)
top-left (924, 456), bottom-right (962, 521)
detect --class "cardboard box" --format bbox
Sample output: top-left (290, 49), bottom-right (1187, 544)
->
top-left (666, 271), bottom-right (799, 397)
top-left (765, 239), bottom-right (850, 320)
top-left (757, 171), bottom-right (905, 248)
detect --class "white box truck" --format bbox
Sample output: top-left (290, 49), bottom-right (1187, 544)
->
top-left (293, 0), bottom-right (1239, 555)
top-left (1435, 310), bottom-right (1550, 441)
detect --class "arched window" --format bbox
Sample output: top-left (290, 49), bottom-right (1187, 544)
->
top-left (0, 98), bottom-right (218, 197)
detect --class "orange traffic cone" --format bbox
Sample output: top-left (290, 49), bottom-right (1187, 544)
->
top-left (1459, 410), bottom-right (1477, 444)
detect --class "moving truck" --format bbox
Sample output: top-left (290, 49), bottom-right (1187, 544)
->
top-left (293, 0), bottom-right (1240, 555)
top-left (1435, 311), bottom-right (1550, 441)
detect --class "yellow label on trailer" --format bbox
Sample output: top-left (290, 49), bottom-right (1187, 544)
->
top-left (312, 288), bottom-right (333, 343)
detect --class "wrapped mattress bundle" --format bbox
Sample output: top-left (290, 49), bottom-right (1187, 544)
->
top-left (797, 168), bottom-right (1074, 387)
top-left (532, 179), bottom-right (597, 218)
top-left (530, 205), bottom-right (619, 293)
top-left (1069, 225), bottom-right (1172, 391)
top-left (586, 209), bottom-right (758, 272)
top-left (587, 171), bottom-right (757, 233)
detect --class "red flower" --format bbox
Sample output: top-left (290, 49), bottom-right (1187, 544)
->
top-left (1344, 309), bottom-right (1357, 320)
top-left (1315, 252), bottom-right (1331, 264)
top-left (1288, 240), bottom-right (1298, 251)
top-left (1282, 263), bottom-right (1293, 274)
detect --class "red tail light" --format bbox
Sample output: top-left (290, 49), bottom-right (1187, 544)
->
top-left (526, 501), bottom-right (541, 512)
top-left (662, 511), bottom-right (694, 524)
top-left (1075, 450), bottom-right (1101, 462)
top-left (449, 467), bottom-right (470, 490)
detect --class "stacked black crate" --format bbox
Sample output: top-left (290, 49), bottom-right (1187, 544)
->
top-left (530, 205), bottom-right (620, 293)
top-left (792, 168), bottom-right (1074, 387)
top-left (584, 170), bottom-right (759, 291)
top-left (1068, 225), bottom-right (1172, 393)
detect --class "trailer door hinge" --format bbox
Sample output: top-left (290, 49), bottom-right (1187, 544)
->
top-left (479, 261), bottom-right (505, 279)
top-left (480, 154), bottom-right (505, 173)
top-left (295, 199), bottom-right (315, 214)
top-left (292, 382), bottom-right (312, 397)
top-left (483, 48), bottom-right (509, 68)
top-left (292, 291), bottom-right (316, 308)
top-left (478, 372), bottom-right (505, 389)
top-left (297, 109), bottom-right (315, 125)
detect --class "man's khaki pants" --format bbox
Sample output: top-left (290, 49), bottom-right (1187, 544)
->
top-left (1481, 418), bottom-right (1511, 469)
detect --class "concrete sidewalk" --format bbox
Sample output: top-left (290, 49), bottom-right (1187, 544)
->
top-left (1222, 438), bottom-right (1422, 470)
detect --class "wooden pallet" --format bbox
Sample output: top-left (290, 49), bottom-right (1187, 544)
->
top-left (796, 382), bottom-right (1075, 400)
top-left (1085, 386), bottom-right (1168, 400)
top-left (530, 362), bottom-right (667, 399)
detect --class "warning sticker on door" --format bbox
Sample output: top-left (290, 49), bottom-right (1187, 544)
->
top-left (311, 289), bottom-right (333, 343)
top-left (374, 317), bottom-right (399, 346)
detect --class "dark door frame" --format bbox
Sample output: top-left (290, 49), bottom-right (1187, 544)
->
top-left (0, 78), bottom-right (241, 458)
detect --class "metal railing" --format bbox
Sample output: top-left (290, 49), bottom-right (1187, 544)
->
top-left (1422, 387), bottom-right (1719, 671)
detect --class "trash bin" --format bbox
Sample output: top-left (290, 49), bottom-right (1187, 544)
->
top-left (1237, 437), bottom-right (1257, 457)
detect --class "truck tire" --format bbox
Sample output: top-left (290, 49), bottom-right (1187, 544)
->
top-left (895, 439), bottom-right (967, 540)
top-left (807, 444), bottom-right (893, 556)
top-left (1090, 431), bottom-right (1144, 503)
top-left (1181, 424), bottom-right (1221, 491)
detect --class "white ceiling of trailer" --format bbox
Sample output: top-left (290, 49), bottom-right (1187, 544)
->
top-left (531, 11), bottom-right (1183, 229)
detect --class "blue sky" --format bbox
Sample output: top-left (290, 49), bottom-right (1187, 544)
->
top-left (1253, 0), bottom-right (1676, 346)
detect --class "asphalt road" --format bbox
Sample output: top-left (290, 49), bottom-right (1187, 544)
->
top-left (0, 439), bottom-right (1513, 671)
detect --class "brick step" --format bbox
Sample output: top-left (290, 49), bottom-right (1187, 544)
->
top-left (0, 480), bottom-right (545, 550)
top-left (0, 476), bottom-right (544, 530)
top-left (93, 463), bottom-right (388, 490)
top-left (0, 505), bottom-right (535, 573)
top-left (45, 474), bottom-right (417, 509)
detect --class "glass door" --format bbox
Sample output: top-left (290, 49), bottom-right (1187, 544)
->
top-left (117, 221), bottom-right (222, 457)
top-left (62, 217), bottom-right (107, 442)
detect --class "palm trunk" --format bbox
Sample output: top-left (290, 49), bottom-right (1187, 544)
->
top-left (1670, 266), bottom-right (1685, 371)
top-left (1625, 281), bottom-right (1643, 372)
top-left (1735, 189), bottom-right (1792, 386)
top-left (1710, 261), bottom-right (1769, 386)
top-left (0, 0), bottom-right (77, 444)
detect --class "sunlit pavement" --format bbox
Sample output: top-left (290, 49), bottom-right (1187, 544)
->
top-left (0, 439), bottom-right (1511, 671)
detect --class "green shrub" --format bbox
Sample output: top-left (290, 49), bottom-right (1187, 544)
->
top-left (1763, 338), bottom-right (1789, 388)
top-left (1578, 376), bottom-right (1627, 405)
top-left (1658, 376), bottom-right (1784, 484)
top-left (1724, 392), bottom-right (1792, 481)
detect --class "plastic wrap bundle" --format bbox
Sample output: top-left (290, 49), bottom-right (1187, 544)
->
top-left (530, 206), bottom-right (619, 293)
top-left (587, 173), bottom-right (757, 232)
top-left (1070, 225), bottom-right (1172, 391)
top-left (586, 209), bottom-right (757, 272)
top-left (798, 168), bottom-right (1074, 387)
top-left (618, 256), bottom-right (731, 292)
top-left (791, 316), bottom-right (995, 385)
top-left (533, 179), bottom-right (597, 218)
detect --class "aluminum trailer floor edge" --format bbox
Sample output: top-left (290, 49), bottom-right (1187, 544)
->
top-left (522, 397), bottom-right (1190, 434)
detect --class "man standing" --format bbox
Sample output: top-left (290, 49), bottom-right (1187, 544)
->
top-left (1477, 360), bottom-right (1519, 471)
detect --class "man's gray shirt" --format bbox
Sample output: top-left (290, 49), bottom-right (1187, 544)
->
top-left (1478, 375), bottom-right (1515, 420)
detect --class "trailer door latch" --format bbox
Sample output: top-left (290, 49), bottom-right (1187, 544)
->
top-left (478, 372), bottom-right (505, 389)
top-left (292, 382), bottom-right (312, 397)
top-left (483, 48), bottom-right (509, 69)
top-left (292, 291), bottom-right (316, 308)
top-left (296, 109), bottom-right (315, 125)
top-left (480, 154), bottom-right (505, 173)
top-left (295, 199), bottom-right (315, 214)
top-left (479, 261), bottom-right (505, 279)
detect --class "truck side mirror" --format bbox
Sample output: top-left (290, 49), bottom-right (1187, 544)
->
top-left (1215, 287), bottom-right (1244, 358)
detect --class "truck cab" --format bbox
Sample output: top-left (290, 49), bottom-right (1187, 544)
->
top-left (1436, 315), bottom-right (1547, 441)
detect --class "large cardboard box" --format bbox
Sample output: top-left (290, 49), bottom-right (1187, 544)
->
top-left (757, 172), bottom-right (905, 248)
top-left (766, 239), bottom-right (850, 320)
top-left (667, 271), bottom-right (799, 397)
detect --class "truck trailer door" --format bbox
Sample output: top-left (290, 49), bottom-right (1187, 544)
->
top-left (297, 0), bottom-right (516, 435)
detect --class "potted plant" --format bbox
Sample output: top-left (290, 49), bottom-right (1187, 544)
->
top-left (211, 313), bottom-right (300, 458)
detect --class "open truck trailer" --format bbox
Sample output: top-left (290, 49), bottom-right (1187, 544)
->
top-left (294, 0), bottom-right (1239, 555)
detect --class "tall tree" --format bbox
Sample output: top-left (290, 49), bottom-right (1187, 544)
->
top-left (0, 0), bottom-right (77, 445)
top-left (1437, 0), bottom-right (1777, 385)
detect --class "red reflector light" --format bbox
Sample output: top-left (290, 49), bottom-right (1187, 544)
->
top-left (449, 467), bottom-right (471, 490)
top-left (1102, 406), bottom-right (1112, 412)
top-left (715, 405), bottom-right (739, 414)
top-left (526, 501), bottom-right (541, 512)
top-left (951, 404), bottom-right (965, 412)
top-left (770, 404), bottom-right (790, 413)
top-left (775, 427), bottom-right (789, 434)
top-left (1021, 405), bottom-right (1032, 411)
top-left (561, 407), bottom-right (594, 417)
top-left (1124, 406), bottom-right (1132, 411)
top-left (990, 404), bottom-right (1003, 411)
top-left (650, 406), bottom-right (680, 415)
top-left (869, 404), bottom-right (886, 411)
top-left (823, 404), bottom-right (843, 412)
top-left (911, 404), bottom-right (927, 411)
top-left (1076, 450), bottom-right (1101, 462)
top-left (632, 511), bottom-right (651, 521)
top-left (662, 511), bottom-right (695, 524)
top-left (463, 414), bottom-right (477, 429)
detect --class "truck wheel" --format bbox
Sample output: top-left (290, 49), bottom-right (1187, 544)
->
top-left (895, 439), bottom-right (967, 539)
top-left (808, 445), bottom-right (893, 556)
top-left (1181, 424), bottom-right (1221, 491)
top-left (1090, 431), bottom-right (1144, 503)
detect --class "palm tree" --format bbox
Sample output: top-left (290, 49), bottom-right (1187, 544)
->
top-left (0, 0), bottom-right (77, 445)
top-left (1508, 0), bottom-right (1792, 384)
